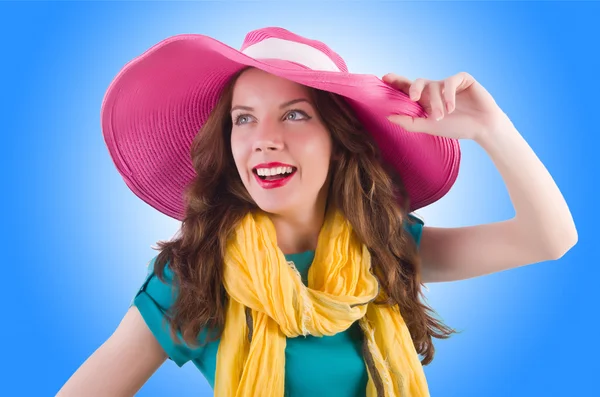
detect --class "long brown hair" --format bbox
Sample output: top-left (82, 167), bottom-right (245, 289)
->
top-left (151, 67), bottom-right (458, 365)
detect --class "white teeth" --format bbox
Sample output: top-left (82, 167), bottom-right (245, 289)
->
top-left (256, 166), bottom-right (294, 176)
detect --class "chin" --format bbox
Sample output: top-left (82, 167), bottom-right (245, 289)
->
top-left (253, 200), bottom-right (292, 216)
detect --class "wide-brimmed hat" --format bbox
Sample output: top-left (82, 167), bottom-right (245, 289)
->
top-left (101, 27), bottom-right (461, 221)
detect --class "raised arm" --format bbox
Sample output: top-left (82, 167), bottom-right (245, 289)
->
top-left (383, 72), bottom-right (577, 283)
top-left (418, 117), bottom-right (577, 283)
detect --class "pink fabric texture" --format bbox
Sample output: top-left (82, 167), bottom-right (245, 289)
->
top-left (101, 27), bottom-right (461, 221)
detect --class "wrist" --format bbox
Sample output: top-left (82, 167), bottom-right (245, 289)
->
top-left (474, 111), bottom-right (515, 146)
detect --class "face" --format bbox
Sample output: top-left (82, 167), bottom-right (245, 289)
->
top-left (230, 68), bottom-right (333, 217)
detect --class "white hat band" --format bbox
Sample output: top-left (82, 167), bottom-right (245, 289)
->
top-left (241, 37), bottom-right (341, 72)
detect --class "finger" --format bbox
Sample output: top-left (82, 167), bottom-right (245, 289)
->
top-left (442, 79), bottom-right (457, 114)
top-left (382, 73), bottom-right (413, 95)
top-left (409, 78), bottom-right (428, 101)
top-left (427, 81), bottom-right (445, 121)
top-left (443, 72), bottom-right (470, 113)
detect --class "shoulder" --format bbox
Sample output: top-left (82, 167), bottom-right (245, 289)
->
top-left (131, 255), bottom-right (209, 367)
top-left (134, 255), bottom-right (178, 311)
top-left (403, 212), bottom-right (424, 247)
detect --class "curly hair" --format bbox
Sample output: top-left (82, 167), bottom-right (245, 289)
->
top-left (151, 67), bottom-right (458, 366)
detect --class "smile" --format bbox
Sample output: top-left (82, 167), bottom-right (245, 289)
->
top-left (252, 167), bottom-right (297, 189)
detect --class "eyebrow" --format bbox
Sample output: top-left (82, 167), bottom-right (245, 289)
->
top-left (230, 98), bottom-right (311, 113)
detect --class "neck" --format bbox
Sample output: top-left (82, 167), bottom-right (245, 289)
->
top-left (267, 175), bottom-right (332, 255)
top-left (269, 207), bottom-right (326, 255)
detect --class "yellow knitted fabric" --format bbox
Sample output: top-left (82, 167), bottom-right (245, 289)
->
top-left (214, 206), bottom-right (430, 397)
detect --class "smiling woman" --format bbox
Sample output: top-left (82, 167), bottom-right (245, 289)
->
top-left (125, 65), bottom-right (443, 397)
top-left (229, 68), bottom-right (334, 240)
top-left (57, 26), bottom-right (576, 397)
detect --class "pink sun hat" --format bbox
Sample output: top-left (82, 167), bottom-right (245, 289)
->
top-left (101, 27), bottom-right (461, 221)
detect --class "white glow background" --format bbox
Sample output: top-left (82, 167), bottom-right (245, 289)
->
top-left (2, 1), bottom-right (597, 396)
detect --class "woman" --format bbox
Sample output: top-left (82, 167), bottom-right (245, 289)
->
top-left (58, 27), bottom-right (577, 397)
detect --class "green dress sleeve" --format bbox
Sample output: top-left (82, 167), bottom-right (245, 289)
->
top-left (404, 213), bottom-right (425, 248)
top-left (130, 256), bottom-right (201, 367)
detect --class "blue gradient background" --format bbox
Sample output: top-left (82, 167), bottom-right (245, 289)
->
top-left (2, 1), bottom-right (598, 396)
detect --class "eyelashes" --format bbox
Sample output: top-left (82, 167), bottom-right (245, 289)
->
top-left (233, 109), bottom-right (311, 126)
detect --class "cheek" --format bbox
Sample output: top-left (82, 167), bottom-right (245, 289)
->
top-left (230, 135), bottom-right (248, 172)
top-left (295, 130), bottom-right (332, 171)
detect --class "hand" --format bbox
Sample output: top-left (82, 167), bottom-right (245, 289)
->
top-left (383, 72), bottom-right (508, 141)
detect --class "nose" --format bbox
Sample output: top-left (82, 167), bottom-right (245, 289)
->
top-left (252, 120), bottom-right (285, 152)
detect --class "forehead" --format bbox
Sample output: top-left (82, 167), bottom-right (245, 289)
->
top-left (232, 68), bottom-right (312, 103)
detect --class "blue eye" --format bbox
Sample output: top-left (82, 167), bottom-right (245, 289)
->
top-left (285, 110), bottom-right (310, 121)
top-left (234, 114), bottom-right (253, 125)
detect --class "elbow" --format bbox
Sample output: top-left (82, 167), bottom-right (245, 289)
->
top-left (543, 227), bottom-right (578, 261)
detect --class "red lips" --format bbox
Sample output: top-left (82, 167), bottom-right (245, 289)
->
top-left (252, 162), bottom-right (297, 189)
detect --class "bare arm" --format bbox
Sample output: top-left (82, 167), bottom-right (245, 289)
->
top-left (419, 116), bottom-right (577, 284)
top-left (56, 306), bottom-right (167, 397)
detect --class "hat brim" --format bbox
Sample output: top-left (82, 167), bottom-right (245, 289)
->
top-left (101, 33), bottom-right (460, 221)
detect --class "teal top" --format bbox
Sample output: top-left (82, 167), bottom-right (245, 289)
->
top-left (131, 214), bottom-right (424, 396)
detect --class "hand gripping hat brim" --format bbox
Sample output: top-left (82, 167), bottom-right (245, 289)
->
top-left (101, 27), bottom-right (461, 221)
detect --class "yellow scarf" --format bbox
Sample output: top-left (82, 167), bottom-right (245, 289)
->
top-left (214, 206), bottom-right (430, 397)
